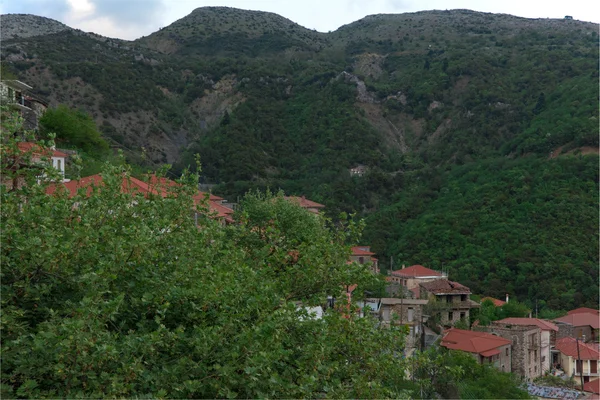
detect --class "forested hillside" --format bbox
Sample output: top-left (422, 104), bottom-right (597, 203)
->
top-left (1, 7), bottom-right (598, 310)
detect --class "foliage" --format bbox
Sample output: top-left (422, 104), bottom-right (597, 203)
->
top-left (365, 156), bottom-right (599, 311)
top-left (472, 299), bottom-right (531, 326)
top-left (39, 105), bottom-right (109, 155)
top-left (1, 113), bottom-right (414, 398)
top-left (412, 347), bottom-right (530, 399)
top-left (534, 374), bottom-right (578, 389)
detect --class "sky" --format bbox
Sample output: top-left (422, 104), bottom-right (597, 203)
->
top-left (1, 0), bottom-right (598, 40)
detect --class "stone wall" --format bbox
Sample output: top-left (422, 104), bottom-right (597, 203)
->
top-left (479, 324), bottom-right (543, 380)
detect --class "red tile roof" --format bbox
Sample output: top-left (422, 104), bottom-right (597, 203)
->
top-left (555, 337), bottom-right (600, 360)
top-left (420, 279), bottom-right (470, 295)
top-left (480, 297), bottom-right (506, 307)
top-left (284, 196), bottom-right (325, 211)
top-left (568, 307), bottom-right (600, 315)
top-left (441, 328), bottom-right (511, 356)
top-left (494, 318), bottom-right (558, 332)
top-left (351, 246), bottom-right (375, 256)
top-left (584, 379), bottom-right (600, 394)
top-left (554, 312), bottom-right (600, 329)
top-left (46, 174), bottom-right (233, 221)
top-left (391, 264), bottom-right (442, 278)
top-left (17, 142), bottom-right (68, 158)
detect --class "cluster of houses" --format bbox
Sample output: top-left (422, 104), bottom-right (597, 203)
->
top-left (3, 79), bottom-right (599, 398)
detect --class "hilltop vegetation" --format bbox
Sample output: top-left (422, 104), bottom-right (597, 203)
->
top-left (0, 7), bottom-right (598, 310)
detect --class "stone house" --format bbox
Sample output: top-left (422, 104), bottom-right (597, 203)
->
top-left (377, 298), bottom-right (429, 350)
top-left (388, 264), bottom-right (446, 290)
top-left (419, 279), bottom-right (478, 326)
top-left (554, 308), bottom-right (599, 343)
top-left (441, 328), bottom-right (512, 372)
top-left (350, 246), bottom-right (379, 274)
top-left (554, 337), bottom-right (600, 384)
top-left (493, 318), bottom-right (558, 374)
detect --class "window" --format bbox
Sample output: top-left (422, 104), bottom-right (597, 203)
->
top-left (460, 312), bottom-right (466, 320)
top-left (446, 295), bottom-right (452, 303)
top-left (591, 360), bottom-right (598, 374)
top-left (57, 159), bottom-right (62, 171)
top-left (461, 294), bottom-right (467, 302)
top-left (534, 350), bottom-right (538, 361)
top-left (505, 348), bottom-right (509, 356)
top-left (448, 311), bottom-right (454, 321)
top-left (359, 257), bottom-right (364, 264)
top-left (576, 360), bottom-right (583, 373)
top-left (408, 308), bottom-right (414, 322)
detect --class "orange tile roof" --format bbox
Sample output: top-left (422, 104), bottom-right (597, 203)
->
top-left (391, 265), bottom-right (442, 278)
top-left (480, 297), bottom-right (506, 307)
top-left (351, 246), bottom-right (375, 256)
top-left (17, 142), bottom-right (68, 158)
top-left (555, 337), bottom-right (600, 360)
top-left (495, 318), bottom-right (558, 332)
top-left (568, 307), bottom-right (599, 315)
top-left (584, 379), bottom-right (600, 394)
top-left (47, 174), bottom-right (233, 222)
top-left (284, 196), bottom-right (325, 210)
top-left (441, 328), bottom-right (511, 356)
top-left (554, 312), bottom-right (600, 329)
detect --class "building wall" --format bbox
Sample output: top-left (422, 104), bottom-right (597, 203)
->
top-left (381, 302), bottom-right (425, 349)
top-left (483, 324), bottom-right (543, 380)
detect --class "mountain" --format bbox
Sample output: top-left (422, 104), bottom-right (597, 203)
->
top-left (0, 14), bottom-right (72, 39)
top-left (1, 8), bottom-right (598, 310)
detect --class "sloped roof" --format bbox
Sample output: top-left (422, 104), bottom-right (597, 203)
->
top-left (46, 174), bottom-right (233, 221)
top-left (568, 307), bottom-right (599, 315)
top-left (584, 379), bottom-right (600, 394)
top-left (391, 264), bottom-right (442, 278)
top-left (284, 196), bottom-right (325, 210)
top-left (554, 312), bottom-right (600, 329)
top-left (441, 328), bottom-right (511, 355)
top-left (480, 297), bottom-right (506, 307)
top-left (351, 246), bottom-right (375, 256)
top-left (420, 279), bottom-right (470, 294)
top-left (13, 142), bottom-right (68, 158)
top-left (494, 318), bottom-right (558, 332)
top-left (555, 337), bottom-right (600, 360)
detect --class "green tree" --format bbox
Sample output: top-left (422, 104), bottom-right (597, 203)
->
top-left (39, 105), bottom-right (109, 155)
top-left (1, 111), bottom-right (413, 398)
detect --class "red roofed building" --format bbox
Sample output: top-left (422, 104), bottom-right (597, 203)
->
top-left (584, 379), bottom-right (600, 395)
top-left (46, 174), bottom-right (234, 224)
top-left (284, 196), bottom-right (325, 214)
top-left (350, 246), bottom-right (379, 274)
top-left (493, 318), bottom-right (559, 374)
top-left (554, 337), bottom-right (600, 383)
top-left (2, 141), bottom-right (69, 190)
top-left (554, 308), bottom-right (600, 343)
top-left (388, 264), bottom-right (447, 290)
top-left (480, 296), bottom-right (507, 307)
top-left (441, 328), bottom-right (512, 371)
top-left (419, 279), bottom-right (478, 326)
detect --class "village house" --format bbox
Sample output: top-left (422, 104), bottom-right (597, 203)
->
top-left (350, 246), bottom-right (379, 274)
top-left (419, 279), bottom-right (478, 326)
top-left (553, 337), bottom-right (600, 384)
top-left (441, 328), bottom-right (512, 372)
top-left (554, 308), bottom-right (600, 343)
top-left (480, 296), bottom-right (507, 307)
top-left (284, 196), bottom-right (325, 214)
top-left (1, 80), bottom-right (49, 130)
top-left (377, 297), bottom-right (429, 351)
top-left (1, 142), bottom-right (68, 190)
top-left (493, 318), bottom-right (558, 374)
top-left (46, 174), bottom-right (234, 223)
top-left (388, 264), bottom-right (447, 294)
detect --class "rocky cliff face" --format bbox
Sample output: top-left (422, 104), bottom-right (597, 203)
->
top-left (1, 14), bottom-right (72, 39)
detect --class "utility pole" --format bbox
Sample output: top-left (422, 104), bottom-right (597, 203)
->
top-left (576, 337), bottom-right (584, 391)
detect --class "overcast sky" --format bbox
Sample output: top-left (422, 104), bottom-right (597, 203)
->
top-left (1, 0), bottom-right (598, 40)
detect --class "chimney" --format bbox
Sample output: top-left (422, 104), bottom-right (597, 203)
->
top-left (402, 264), bottom-right (406, 269)
top-left (506, 293), bottom-right (509, 303)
